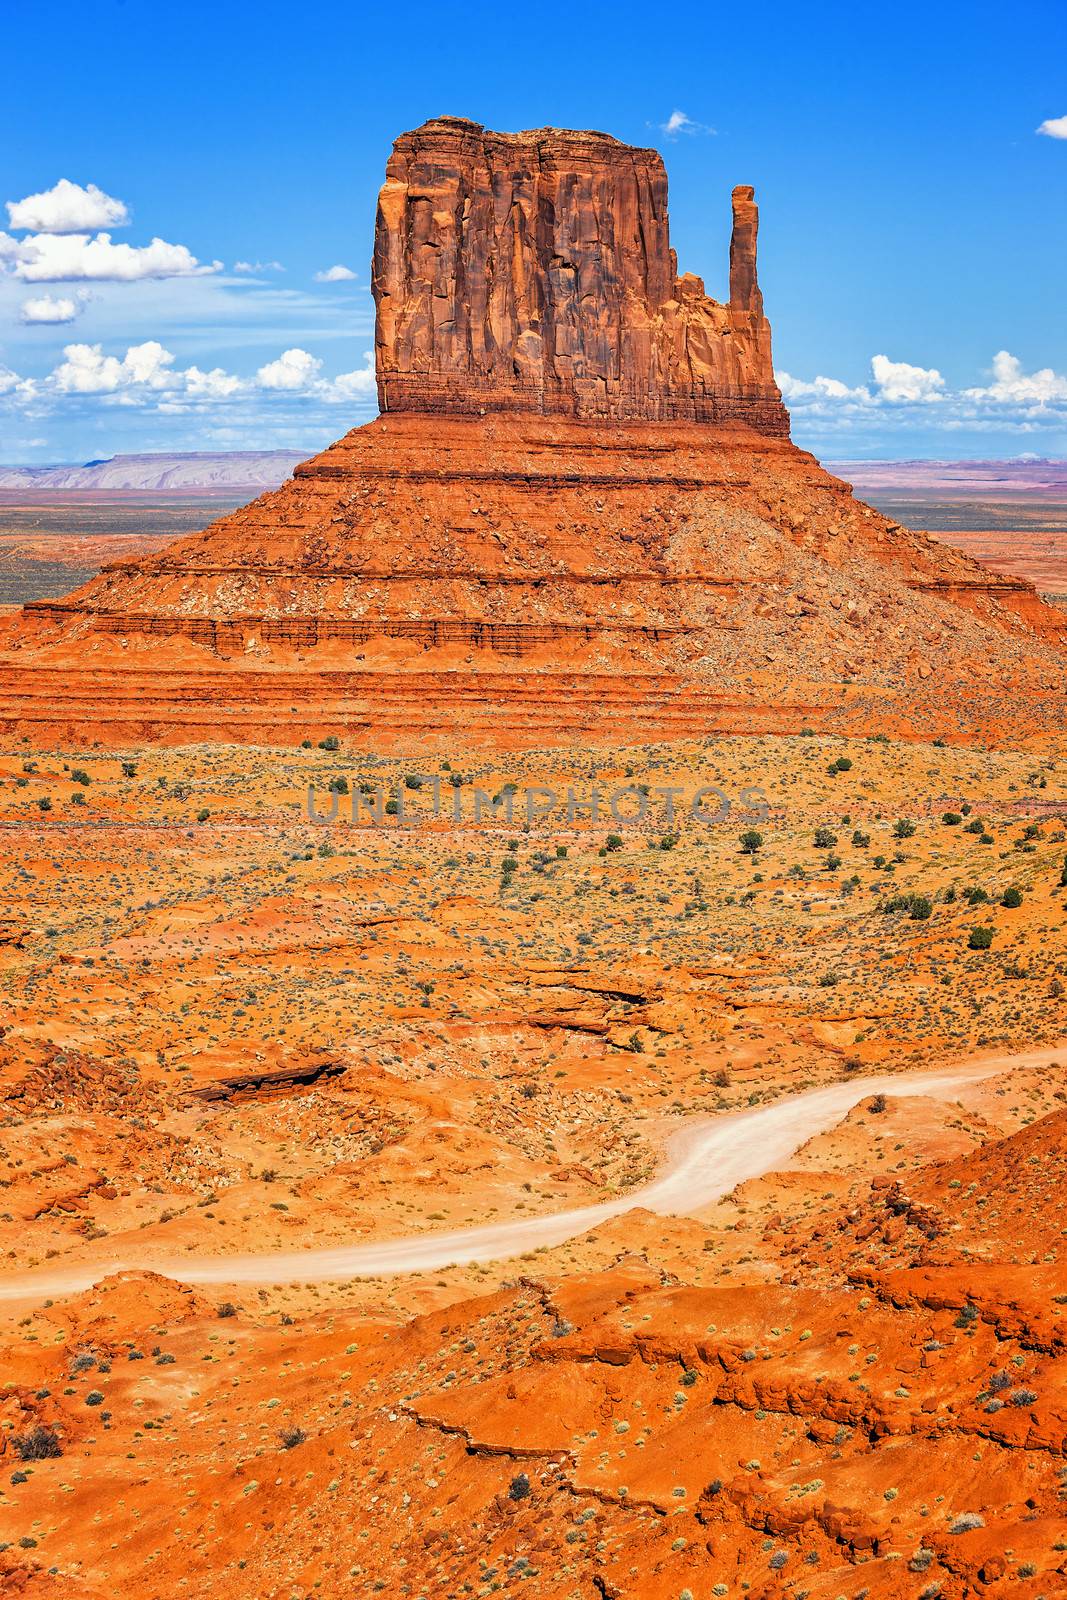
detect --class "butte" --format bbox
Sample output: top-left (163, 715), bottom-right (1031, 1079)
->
top-left (0, 115), bottom-right (1063, 748)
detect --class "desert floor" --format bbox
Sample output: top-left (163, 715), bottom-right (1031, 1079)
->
top-left (0, 731), bottom-right (1065, 1597)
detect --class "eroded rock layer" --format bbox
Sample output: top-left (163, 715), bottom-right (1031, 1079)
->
top-left (3, 412), bottom-right (1066, 748)
top-left (374, 117), bottom-right (787, 431)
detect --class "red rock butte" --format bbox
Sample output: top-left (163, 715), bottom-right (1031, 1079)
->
top-left (373, 118), bottom-right (787, 433)
top-left (1, 114), bottom-right (1064, 749)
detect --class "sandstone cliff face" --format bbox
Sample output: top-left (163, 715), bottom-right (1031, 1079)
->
top-left (373, 116), bottom-right (787, 432)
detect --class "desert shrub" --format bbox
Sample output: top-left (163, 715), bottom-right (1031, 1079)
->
top-left (869, 1093), bottom-right (888, 1114)
top-left (279, 1426), bottom-right (307, 1449)
top-left (604, 833), bottom-right (624, 852)
top-left (317, 736), bottom-right (340, 751)
top-left (893, 819), bottom-right (916, 839)
top-left (881, 892), bottom-right (931, 920)
top-left (964, 819), bottom-right (984, 835)
top-left (942, 811), bottom-right (962, 826)
top-left (70, 769), bottom-right (90, 786)
top-left (963, 886), bottom-right (988, 904)
top-left (851, 829), bottom-right (870, 847)
top-left (948, 1512), bottom-right (984, 1534)
top-left (1001, 886), bottom-right (1023, 908)
top-left (968, 926), bottom-right (994, 950)
top-left (813, 827), bottom-right (837, 849)
top-left (1009, 1388), bottom-right (1038, 1407)
top-left (508, 1472), bottom-right (531, 1501)
top-left (740, 829), bottom-right (763, 854)
top-left (328, 776), bottom-right (348, 794)
top-left (13, 1426), bottom-right (62, 1461)
top-left (217, 1302), bottom-right (237, 1319)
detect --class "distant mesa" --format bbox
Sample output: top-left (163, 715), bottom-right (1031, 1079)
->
top-left (0, 116), bottom-right (1063, 749)
top-left (0, 451), bottom-right (306, 496)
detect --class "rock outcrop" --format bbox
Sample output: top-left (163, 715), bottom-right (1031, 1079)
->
top-left (373, 117), bottom-right (787, 432)
top-left (0, 115), bottom-right (1064, 748)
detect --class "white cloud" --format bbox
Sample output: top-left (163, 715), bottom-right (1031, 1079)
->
top-left (19, 293), bottom-right (80, 325)
top-left (7, 179), bottom-right (129, 233)
top-left (777, 348), bottom-right (1067, 443)
top-left (0, 339), bottom-right (380, 415)
top-left (0, 230), bottom-right (221, 283)
top-left (53, 340), bottom-right (176, 394)
top-left (777, 371), bottom-right (870, 404)
top-left (870, 354), bottom-right (945, 402)
top-left (319, 350), bottom-right (376, 399)
top-left (314, 264), bottom-right (357, 282)
top-left (256, 347), bottom-right (322, 390)
top-left (1036, 114), bottom-right (1067, 140)
top-left (658, 109), bottom-right (715, 138)
top-left (234, 259), bottom-right (284, 274)
top-left (183, 365), bottom-right (245, 398)
top-left (964, 349), bottom-right (1067, 405)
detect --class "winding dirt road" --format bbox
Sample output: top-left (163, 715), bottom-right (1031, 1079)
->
top-left (1, 1046), bottom-right (1058, 1304)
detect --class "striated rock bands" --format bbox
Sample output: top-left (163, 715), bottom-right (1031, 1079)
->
top-left (373, 116), bottom-right (787, 431)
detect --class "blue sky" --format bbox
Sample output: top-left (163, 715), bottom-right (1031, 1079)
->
top-left (2, 0), bottom-right (1065, 463)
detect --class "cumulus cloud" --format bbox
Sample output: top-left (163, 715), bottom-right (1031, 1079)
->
top-left (314, 264), bottom-right (357, 282)
top-left (256, 347), bottom-right (322, 390)
top-left (0, 338), bottom-right (379, 414)
top-left (233, 259), bottom-right (284, 274)
top-left (964, 349), bottom-right (1067, 405)
top-left (181, 365), bottom-right (245, 399)
top-left (777, 348), bottom-right (1067, 440)
top-left (19, 293), bottom-right (81, 325)
top-left (319, 350), bottom-right (376, 399)
top-left (777, 371), bottom-right (870, 404)
top-left (0, 230), bottom-right (221, 283)
top-left (1037, 114), bottom-right (1067, 139)
top-left (870, 354), bottom-right (945, 402)
top-left (658, 109), bottom-right (715, 138)
top-left (52, 340), bottom-right (176, 394)
top-left (7, 179), bottom-right (129, 233)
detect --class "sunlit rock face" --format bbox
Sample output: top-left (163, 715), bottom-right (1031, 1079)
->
top-left (373, 116), bottom-right (788, 433)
